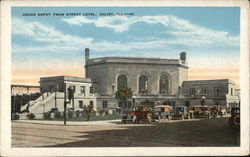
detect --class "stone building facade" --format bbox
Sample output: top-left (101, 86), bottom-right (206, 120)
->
top-left (180, 79), bottom-right (240, 107)
top-left (85, 49), bottom-right (189, 110)
top-left (18, 49), bottom-right (240, 115)
top-left (38, 76), bottom-right (96, 112)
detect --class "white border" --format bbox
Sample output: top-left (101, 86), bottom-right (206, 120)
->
top-left (1, 0), bottom-right (249, 156)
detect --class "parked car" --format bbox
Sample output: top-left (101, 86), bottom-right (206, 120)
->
top-left (210, 106), bottom-right (223, 118)
top-left (228, 107), bottom-right (240, 127)
top-left (153, 105), bottom-right (173, 121)
top-left (172, 106), bottom-right (193, 120)
top-left (121, 105), bottom-right (154, 124)
top-left (189, 105), bottom-right (212, 119)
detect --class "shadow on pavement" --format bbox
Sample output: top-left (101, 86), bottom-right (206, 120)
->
top-left (46, 117), bottom-right (240, 147)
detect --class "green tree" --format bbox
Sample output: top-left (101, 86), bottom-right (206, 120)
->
top-left (115, 87), bottom-right (133, 110)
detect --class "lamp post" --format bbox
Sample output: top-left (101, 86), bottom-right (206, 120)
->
top-left (132, 95), bottom-right (136, 107)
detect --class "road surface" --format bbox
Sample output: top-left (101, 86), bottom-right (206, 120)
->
top-left (12, 117), bottom-right (240, 147)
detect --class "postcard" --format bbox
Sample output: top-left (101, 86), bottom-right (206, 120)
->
top-left (1, 0), bottom-right (249, 156)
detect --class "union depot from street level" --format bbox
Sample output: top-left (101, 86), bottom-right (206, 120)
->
top-left (11, 48), bottom-right (240, 115)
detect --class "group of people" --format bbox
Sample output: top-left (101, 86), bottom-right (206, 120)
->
top-left (83, 105), bottom-right (93, 121)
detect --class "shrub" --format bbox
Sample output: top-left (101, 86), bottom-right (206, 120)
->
top-left (68, 110), bottom-right (74, 118)
top-left (26, 113), bottom-right (35, 120)
top-left (75, 110), bottom-right (80, 117)
top-left (43, 112), bottom-right (51, 120)
top-left (12, 113), bottom-right (20, 120)
top-left (54, 111), bottom-right (61, 118)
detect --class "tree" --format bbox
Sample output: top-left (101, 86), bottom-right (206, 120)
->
top-left (115, 87), bottom-right (133, 110)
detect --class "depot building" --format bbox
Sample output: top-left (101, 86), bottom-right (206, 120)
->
top-left (16, 48), bottom-right (240, 114)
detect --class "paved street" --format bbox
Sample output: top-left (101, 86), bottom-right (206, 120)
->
top-left (12, 117), bottom-right (240, 147)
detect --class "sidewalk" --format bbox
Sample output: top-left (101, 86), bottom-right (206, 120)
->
top-left (12, 119), bottom-right (121, 126)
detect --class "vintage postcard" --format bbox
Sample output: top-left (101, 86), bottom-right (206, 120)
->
top-left (1, 0), bottom-right (249, 156)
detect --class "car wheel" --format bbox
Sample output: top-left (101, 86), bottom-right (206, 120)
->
top-left (132, 115), bottom-right (137, 124)
top-left (147, 115), bottom-right (152, 123)
top-left (181, 115), bottom-right (184, 120)
top-left (168, 115), bottom-right (172, 121)
top-left (158, 115), bottom-right (161, 122)
top-left (208, 114), bottom-right (212, 119)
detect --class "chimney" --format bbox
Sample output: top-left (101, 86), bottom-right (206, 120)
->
top-left (84, 48), bottom-right (90, 77)
top-left (85, 48), bottom-right (90, 61)
top-left (180, 51), bottom-right (186, 62)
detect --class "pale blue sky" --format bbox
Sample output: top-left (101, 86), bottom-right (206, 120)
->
top-left (11, 7), bottom-right (240, 85)
top-left (12, 7), bottom-right (240, 60)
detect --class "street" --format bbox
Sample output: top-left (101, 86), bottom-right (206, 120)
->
top-left (12, 117), bottom-right (240, 147)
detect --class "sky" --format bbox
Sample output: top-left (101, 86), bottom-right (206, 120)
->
top-left (11, 7), bottom-right (240, 87)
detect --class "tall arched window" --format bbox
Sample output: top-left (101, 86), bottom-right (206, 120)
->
top-left (139, 75), bottom-right (148, 94)
top-left (117, 74), bottom-right (127, 90)
top-left (159, 75), bottom-right (169, 94)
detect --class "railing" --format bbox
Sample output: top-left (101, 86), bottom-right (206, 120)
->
top-left (28, 92), bottom-right (55, 112)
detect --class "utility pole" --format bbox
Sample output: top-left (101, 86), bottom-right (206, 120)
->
top-left (64, 84), bottom-right (74, 125)
top-left (64, 83), bottom-right (67, 125)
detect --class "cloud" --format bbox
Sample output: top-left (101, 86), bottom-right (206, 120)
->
top-left (12, 18), bottom-right (93, 53)
top-left (62, 15), bottom-right (239, 47)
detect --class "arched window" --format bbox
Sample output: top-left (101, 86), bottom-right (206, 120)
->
top-left (117, 74), bottom-right (127, 90)
top-left (139, 75), bottom-right (148, 94)
top-left (159, 75), bottom-right (169, 94)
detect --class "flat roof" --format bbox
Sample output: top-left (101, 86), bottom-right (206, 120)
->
top-left (87, 57), bottom-right (189, 69)
top-left (183, 79), bottom-right (236, 85)
top-left (40, 76), bottom-right (92, 83)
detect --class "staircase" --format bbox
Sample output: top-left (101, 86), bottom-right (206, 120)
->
top-left (21, 92), bottom-right (56, 115)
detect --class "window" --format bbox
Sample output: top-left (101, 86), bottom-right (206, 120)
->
top-left (139, 75), bottom-right (148, 94)
top-left (190, 88), bottom-right (196, 95)
top-left (80, 86), bottom-right (85, 94)
top-left (79, 101), bottom-right (83, 108)
top-left (112, 84), bottom-right (115, 94)
top-left (159, 75), bottom-right (169, 94)
top-left (90, 86), bottom-right (94, 93)
top-left (49, 85), bottom-right (55, 92)
top-left (89, 101), bottom-right (93, 108)
top-left (117, 74), bottom-right (127, 90)
top-left (185, 101), bottom-right (190, 107)
top-left (231, 88), bottom-right (234, 95)
top-left (214, 87), bottom-right (221, 95)
top-left (102, 101), bottom-right (108, 108)
top-left (201, 88), bottom-right (208, 95)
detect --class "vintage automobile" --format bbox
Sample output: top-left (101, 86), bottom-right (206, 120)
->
top-left (172, 106), bottom-right (193, 120)
top-left (121, 105), bottom-right (154, 124)
top-left (210, 106), bottom-right (224, 118)
top-left (228, 107), bottom-right (240, 127)
top-left (153, 105), bottom-right (173, 121)
top-left (188, 105), bottom-right (212, 119)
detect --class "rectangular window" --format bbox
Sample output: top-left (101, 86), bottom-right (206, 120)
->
top-left (118, 102), bottom-right (122, 107)
top-left (80, 86), bottom-right (85, 94)
top-left (231, 88), bottom-right (234, 95)
top-left (201, 88), bottom-right (208, 95)
top-left (214, 87), bottom-right (221, 95)
top-left (79, 101), bottom-right (83, 108)
top-left (102, 101), bottom-right (108, 108)
top-left (185, 101), bottom-right (190, 107)
top-left (90, 86), bottom-right (94, 93)
top-left (49, 85), bottom-right (55, 92)
top-left (190, 88), bottom-right (196, 95)
top-left (89, 101), bottom-right (93, 108)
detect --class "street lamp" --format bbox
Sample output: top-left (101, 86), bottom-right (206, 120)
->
top-left (132, 95), bottom-right (136, 106)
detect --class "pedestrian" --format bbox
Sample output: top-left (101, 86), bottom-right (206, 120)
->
top-left (83, 105), bottom-right (89, 121)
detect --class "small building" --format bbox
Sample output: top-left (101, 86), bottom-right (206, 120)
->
top-left (21, 76), bottom-right (97, 114)
top-left (180, 79), bottom-right (240, 107)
